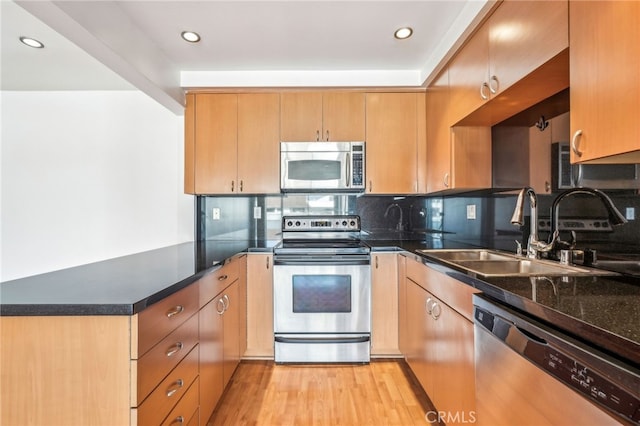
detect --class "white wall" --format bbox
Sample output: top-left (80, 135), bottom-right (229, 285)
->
top-left (1, 90), bottom-right (194, 281)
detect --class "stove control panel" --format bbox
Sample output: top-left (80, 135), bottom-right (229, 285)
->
top-left (282, 215), bottom-right (361, 231)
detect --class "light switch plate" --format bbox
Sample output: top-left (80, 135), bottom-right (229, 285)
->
top-left (466, 204), bottom-right (476, 220)
top-left (212, 208), bottom-right (221, 220)
top-left (626, 207), bottom-right (635, 220)
top-left (253, 206), bottom-right (262, 219)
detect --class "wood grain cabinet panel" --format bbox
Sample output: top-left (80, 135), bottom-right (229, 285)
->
top-left (449, 0), bottom-right (568, 126)
top-left (569, 1), bottom-right (640, 163)
top-left (280, 91), bottom-right (365, 142)
top-left (245, 253), bottom-right (274, 358)
top-left (365, 92), bottom-right (424, 194)
top-left (185, 93), bottom-right (280, 194)
top-left (371, 252), bottom-right (400, 356)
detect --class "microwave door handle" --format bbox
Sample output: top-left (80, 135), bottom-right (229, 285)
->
top-left (346, 153), bottom-right (351, 187)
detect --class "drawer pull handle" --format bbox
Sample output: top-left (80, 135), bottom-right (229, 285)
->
top-left (166, 305), bottom-right (184, 318)
top-left (216, 298), bottom-right (225, 315)
top-left (218, 274), bottom-right (228, 281)
top-left (169, 416), bottom-right (185, 425)
top-left (165, 342), bottom-right (184, 357)
top-left (166, 378), bottom-right (184, 397)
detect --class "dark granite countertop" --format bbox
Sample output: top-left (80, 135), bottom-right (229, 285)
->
top-left (374, 238), bottom-right (640, 367)
top-left (0, 240), bottom-right (278, 316)
top-left (2, 235), bottom-right (638, 366)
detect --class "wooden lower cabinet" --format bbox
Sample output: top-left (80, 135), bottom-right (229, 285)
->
top-left (199, 278), bottom-right (243, 425)
top-left (404, 258), bottom-right (477, 426)
top-left (371, 252), bottom-right (400, 356)
top-left (244, 253), bottom-right (274, 358)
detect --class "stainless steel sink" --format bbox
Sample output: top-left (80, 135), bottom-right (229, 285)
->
top-left (418, 249), bottom-right (615, 277)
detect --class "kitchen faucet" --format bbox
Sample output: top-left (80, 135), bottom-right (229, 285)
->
top-left (384, 203), bottom-right (404, 231)
top-left (548, 187), bottom-right (627, 253)
top-left (510, 187), bottom-right (553, 258)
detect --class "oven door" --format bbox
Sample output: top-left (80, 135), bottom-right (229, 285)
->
top-left (273, 258), bottom-right (371, 334)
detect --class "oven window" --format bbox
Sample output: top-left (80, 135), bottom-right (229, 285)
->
top-left (292, 275), bottom-right (351, 313)
top-left (288, 160), bottom-right (341, 181)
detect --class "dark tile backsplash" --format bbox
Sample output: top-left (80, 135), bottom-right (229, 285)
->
top-left (197, 190), bottom-right (640, 255)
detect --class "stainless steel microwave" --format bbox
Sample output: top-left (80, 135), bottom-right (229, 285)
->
top-left (280, 142), bottom-right (365, 192)
top-left (552, 142), bottom-right (640, 190)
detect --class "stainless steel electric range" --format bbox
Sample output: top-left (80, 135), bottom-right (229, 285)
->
top-left (273, 215), bottom-right (371, 363)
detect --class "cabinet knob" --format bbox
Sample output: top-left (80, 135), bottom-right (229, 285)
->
top-left (165, 305), bottom-right (184, 318)
top-left (489, 75), bottom-right (499, 94)
top-left (166, 379), bottom-right (184, 397)
top-left (443, 173), bottom-right (450, 188)
top-left (431, 302), bottom-right (442, 320)
top-left (231, 180), bottom-right (235, 192)
top-left (165, 342), bottom-right (184, 357)
top-left (480, 82), bottom-right (490, 100)
top-left (169, 416), bottom-right (184, 425)
top-left (326, 130), bottom-right (330, 141)
top-left (266, 256), bottom-right (270, 270)
top-left (571, 130), bottom-right (583, 157)
top-left (216, 298), bottom-right (225, 315)
top-left (316, 130), bottom-right (320, 141)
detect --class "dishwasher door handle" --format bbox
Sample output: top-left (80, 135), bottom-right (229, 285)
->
top-left (486, 313), bottom-right (549, 356)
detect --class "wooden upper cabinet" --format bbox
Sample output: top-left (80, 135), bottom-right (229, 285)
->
top-left (193, 94), bottom-right (238, 194)
top-left (322, 92), bottom-right (366, 141)
top-left (365, 92), bottom-right (422, 194)
top-left (280, 91), bottom-right (365, 141)
top-left (449, 0), bottom-right (568, 125)
top-left (427, 68), bottom-right (491, 194)
top-left (488, 0), bottom-right (568, 99)
top-left (184, 93), bottom-right (280, 195)
top-left (569, 1), bottom-right (640, 163)
top-left (426, 68), bottom-right (452, 193)
top-left (237, 93), bottom-right (280, 193)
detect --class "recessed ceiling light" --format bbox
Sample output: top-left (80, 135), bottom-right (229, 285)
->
top-left (181, 31), bottom-right (201, 43)
top-left (19, 36), bottom-right (44, 48)
top-left (394, 27), bottom-right (413, 40)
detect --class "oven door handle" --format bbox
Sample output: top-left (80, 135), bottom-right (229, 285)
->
top-left (275, 336), bottom-right (370, 344)
top-left (274, 255), bottom-right (370, 266)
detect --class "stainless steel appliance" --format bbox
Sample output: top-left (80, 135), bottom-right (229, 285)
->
top-left (553, 142), bottom-right (640, 190)
top-left (280, 142), bottom-right (365, 192)
top-left (273, 215), bottom-right (371, 363)
top-left (473, 294), bottom-right (640, 425)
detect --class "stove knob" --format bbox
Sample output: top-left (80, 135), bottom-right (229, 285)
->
top-left (286, 221), bottom-right (293, 227)
top-left (350, 220), bottom-right (356, 227)
top-left (295, 221), bottom-right (301, 227)
top-left (342, 220), bottom-right (347, 226)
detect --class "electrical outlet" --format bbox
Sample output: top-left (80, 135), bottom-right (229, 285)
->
top-left (626, 207), bottom-right (635, 220)
top-left (212, 208), bottom-right (221, 220)
top-left (466, 204), bottom-right (476, 220)
top-left (253, 206), bottom-right (262, 219)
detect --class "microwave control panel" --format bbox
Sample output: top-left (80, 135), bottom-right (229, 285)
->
top-left (351, 143), bottom-right (365, 188)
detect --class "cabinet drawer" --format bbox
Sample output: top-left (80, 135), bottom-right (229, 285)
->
top-left (199, 257), bottom-right (241, 307)
top-left (137, 283), bottom-right (199, 357)
top-left (407, 257), bottom-right (479, 321)
top-left (161, 377), bottom-right (200, 426)
top-left (136, 313), bottom-right (199, 403)
top-left (136, 345), bottom-right (199, 425)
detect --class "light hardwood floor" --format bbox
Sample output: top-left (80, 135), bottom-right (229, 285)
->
top-left (206, 360), bottom-right (437, 425)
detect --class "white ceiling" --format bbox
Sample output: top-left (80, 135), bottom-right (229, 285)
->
top-left (3, 0), bottom-right (494, 114)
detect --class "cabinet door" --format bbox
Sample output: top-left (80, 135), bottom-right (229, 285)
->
top-left (405, 279), bottom-right (432, 397)
top-left (280, 92), bottom-right (323, 141)
top-left (237, 93), bottom-right (280, 193)
top-left (431, 299), bottom-right (476, 425)
top-left (222, 281), bottom-right (240, 387)
top-left (450, 126), bottom-right (492, 190)
top-left (194, 94), bottom-right (238, 194)
top-left (448, 23), bottom-right (489, 124)
top-left (322, 92), bottom-right (366, 141)
top-left (237, 255), bottom-right (248, 359)
top-left (426, 69), bottom-right (452, 193)
top-left (489, 0), bottom-right (568, 98)
top-left (397, 255), bottom-right (409, 356)
top-left (371, 253), bottom-right (399, 356)
top-left (365, 93), bottom-right (418, 194)
top-left (245, 254), bottom-right (274, 358)
top-left (570, 1), bottom-right (640, 163)
top-left (199, 298), bottom-right (224, 425)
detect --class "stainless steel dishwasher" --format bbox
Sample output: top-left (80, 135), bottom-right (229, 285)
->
top-left (473, 294), bottom-right (639, 426)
